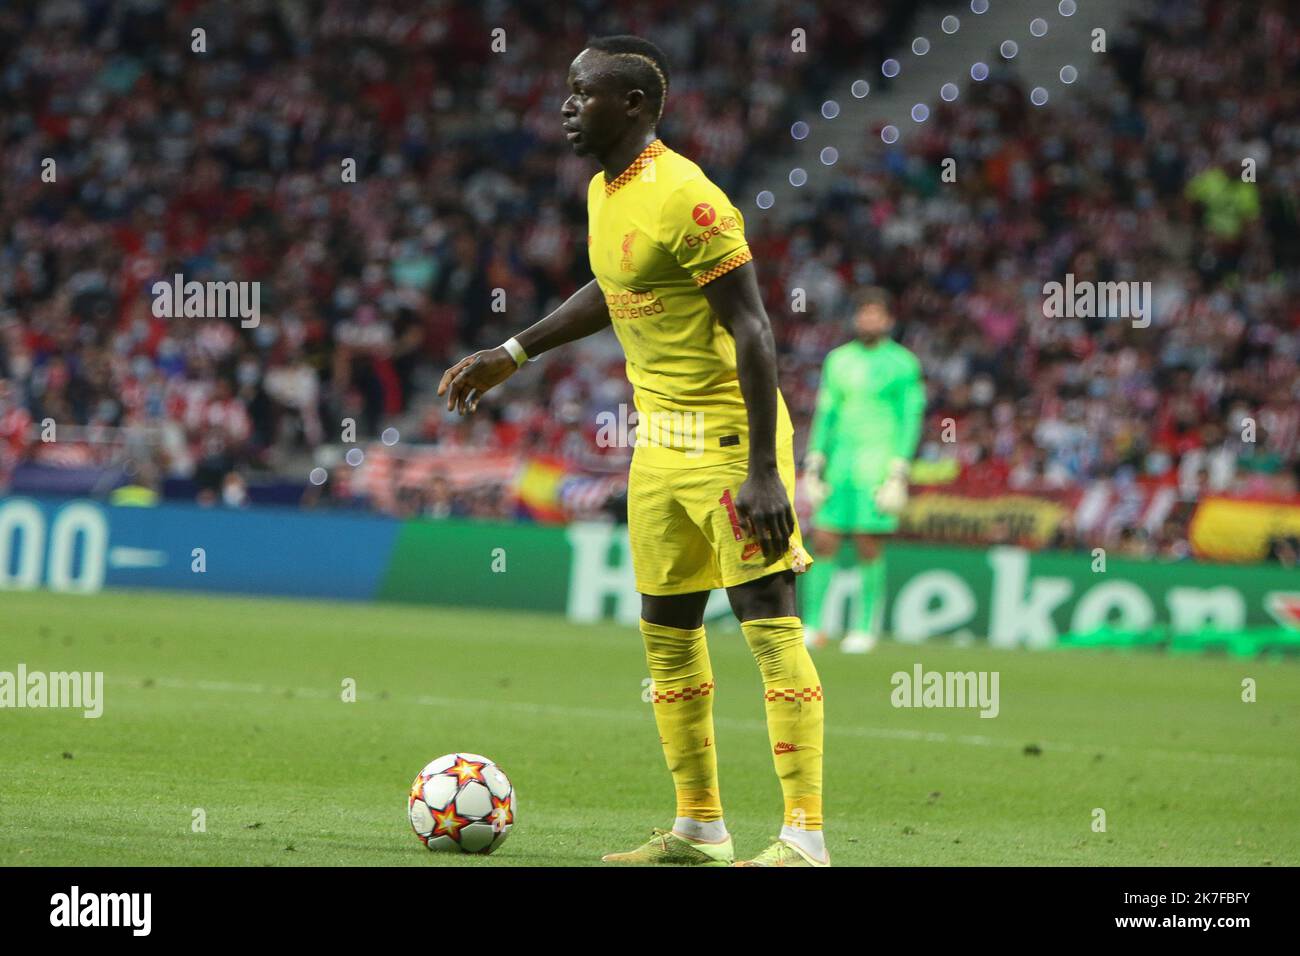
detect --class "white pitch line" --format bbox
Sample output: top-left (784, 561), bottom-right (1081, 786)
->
top-left (106, 675), bottom-right (1296, 769)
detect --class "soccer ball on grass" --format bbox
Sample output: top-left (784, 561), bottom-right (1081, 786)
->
top-left (408, 753), bottom-right (516, 854)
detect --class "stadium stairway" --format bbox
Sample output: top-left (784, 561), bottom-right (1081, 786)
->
top-left (755, 0), bottom-right (1140, 222)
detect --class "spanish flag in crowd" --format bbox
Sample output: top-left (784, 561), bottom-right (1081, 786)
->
top-left (513, 455), bottom-right (568, 522)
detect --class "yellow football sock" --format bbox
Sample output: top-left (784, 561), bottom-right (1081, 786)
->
top-left (741, 616), bottom-right (825, 829)
top-left (640, 619), bottom-right (722, 822)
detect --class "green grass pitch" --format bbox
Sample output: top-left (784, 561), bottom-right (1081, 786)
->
top-left (2, 588), bottom-right (1296, 866)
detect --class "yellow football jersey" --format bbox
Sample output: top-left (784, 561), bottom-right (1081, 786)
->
top-left (587, 138), bottom-right (794, 469)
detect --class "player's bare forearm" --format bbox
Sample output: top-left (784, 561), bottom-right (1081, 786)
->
top-left (731, 323), bottom-right (780, 472)
top-left (705, 263), bottom-right (779, 471)
top-left (517, 277), bottom-right (612, 356)
top-left (438, 278), bottom-right (611, 414)
top-left (705, 261), bottom-right (793, 558)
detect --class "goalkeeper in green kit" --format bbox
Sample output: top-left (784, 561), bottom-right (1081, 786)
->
top-left (802, 287), bottom-right (926, 653)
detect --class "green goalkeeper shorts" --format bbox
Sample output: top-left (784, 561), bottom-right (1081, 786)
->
top-left (813, 480), bottom-right (899, 535)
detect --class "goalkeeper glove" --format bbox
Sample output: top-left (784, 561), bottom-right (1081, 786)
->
top-left (803, 451), bottom-right (829, 510)
top-left (874, 457), bottom-right (911, 516)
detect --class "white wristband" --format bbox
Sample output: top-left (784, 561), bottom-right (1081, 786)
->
top-left (502, 336), bottom-right (528, 368)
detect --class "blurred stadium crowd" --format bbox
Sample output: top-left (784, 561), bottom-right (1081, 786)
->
top-left (1, 0), bottom-right (1297, 559)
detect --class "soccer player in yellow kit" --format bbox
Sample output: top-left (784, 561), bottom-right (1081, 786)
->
top-left (439, 35), bottom-right (827, 867)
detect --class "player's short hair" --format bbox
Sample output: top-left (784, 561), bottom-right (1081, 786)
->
top-left (850, 286), bottom-right (894, 316)
top-left (584, 35), bottom-right (671, 126)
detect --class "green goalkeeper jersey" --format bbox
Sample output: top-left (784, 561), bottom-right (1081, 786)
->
top-left (807, 338), bottom-right (926, 486)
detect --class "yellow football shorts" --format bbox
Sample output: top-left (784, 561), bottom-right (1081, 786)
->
top-left (627, 442), bottom-right (811, 596)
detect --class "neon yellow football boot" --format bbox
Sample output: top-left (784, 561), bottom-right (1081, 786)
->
top-left (601, 828), bottom-right (735, 866)
top-left (733, 838), bottom-right (830, 867)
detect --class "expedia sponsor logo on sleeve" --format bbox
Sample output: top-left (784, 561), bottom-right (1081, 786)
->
top-left (684, 213), bottom-right (739, 249)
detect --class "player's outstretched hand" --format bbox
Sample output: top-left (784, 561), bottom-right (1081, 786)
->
top-left (735, 467), bottom-right (795, 562)
top-left (438, 347), bottom-right (518, 414)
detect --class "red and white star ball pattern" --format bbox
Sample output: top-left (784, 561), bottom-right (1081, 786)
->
top-left (408, 753), bottom-right (516, 855)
